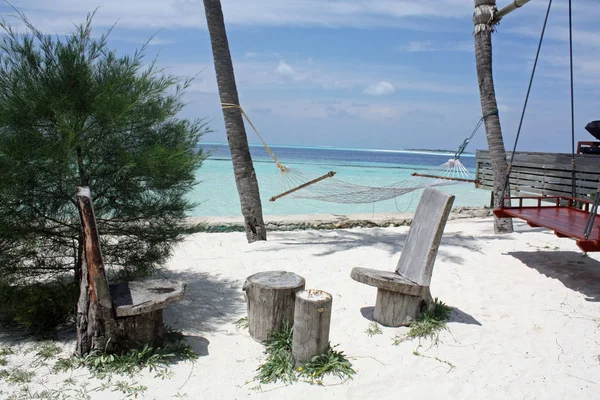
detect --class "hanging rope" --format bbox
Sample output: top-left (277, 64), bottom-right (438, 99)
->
top-left (584, 187), bottom-right (599, 240)
top-left (221, 103), bottom-right (288, 172)
top-left (568, 0), bottom-right (576, 198)
top-left (454, 109), bottom-right (498, 160)
top-left (500, 0), bottom-right (553, 203)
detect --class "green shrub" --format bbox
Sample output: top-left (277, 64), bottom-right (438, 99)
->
top-left (0, 279), bottom-right (79, 334)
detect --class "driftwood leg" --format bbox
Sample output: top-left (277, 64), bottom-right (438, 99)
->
top-left (243, 271), bottom-right (305, 343)
top-left (374, 288), bottom-right (430, 327)
top-left (292, 290), bottom-right (332, 366)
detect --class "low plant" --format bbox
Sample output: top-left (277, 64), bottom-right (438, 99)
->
top-left (55, 325), bottom-right (197, 377)
top-left (0, 367), bottom-right (35, 385)
top-left (0, 347), bottom-right (14, 356)
top-left (0, 346), bottom-right (14, 366)
top-left (34, 341), bottom-right (62, 361)
top-left (365, 322), bottom-right (383, 337)
top-left (264, 320), bottom-right (293, 353)
top-left (299, 345), bottom-right (355, 384)
top-left (235, 316), bottom-right (249, 330)
top-left (393, 298), bottom-right (453, 345)
top-left (0, 279), bottom-right (79, 334)
top-left (256, 348), bottom-right (296, 385)
top-left (255, 322), bottom-right (355, 386)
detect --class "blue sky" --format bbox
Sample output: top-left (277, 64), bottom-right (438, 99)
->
top-left (1, 0), bottom-right (599, 153)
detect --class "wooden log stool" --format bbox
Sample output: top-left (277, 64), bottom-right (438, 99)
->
top-left (243, 271), bottom-right (305, 343)
top-left (292, 289), bottom-right (333, 366)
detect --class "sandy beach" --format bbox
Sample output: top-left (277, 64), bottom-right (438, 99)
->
top-left (1, 215), bottom-right (599, 399)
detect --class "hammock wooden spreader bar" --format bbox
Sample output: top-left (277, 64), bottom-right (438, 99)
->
top-left (493, 196), bottom-right (600, 252)
top-left (411, 172), bottom-right (480, 185)
top-left (270, 171), bottom-right (336, 202)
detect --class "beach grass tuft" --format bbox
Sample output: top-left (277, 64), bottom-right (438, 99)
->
top-left (235, 316), bottom-right (249, 330)
top-left (393, 298), bottom-right (453, 345)
top-left (55, 325), bottom-right (197, 377)
top-left (255, 321), bottom-right (355, 386)
top-left (365, 321), bottom-right (383, 337)
top-left (299, 345), bottom-right (355, 384)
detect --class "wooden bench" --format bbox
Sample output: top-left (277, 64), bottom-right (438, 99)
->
top-left (75, 187), bottom-right (186, 354)
top-left (351, 188), bottom-right (455, 327)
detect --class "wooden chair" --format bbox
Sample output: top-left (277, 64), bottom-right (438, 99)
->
top-left (351, 188), bottom-right (455, 327)
top-left (75, 187), bottom-right (185, 355)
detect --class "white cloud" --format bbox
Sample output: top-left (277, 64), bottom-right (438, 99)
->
top-left (400, 40), bottom-right (472, 53)
top-left (364, 81), bottom-right (396, 96)
top-left (275, 60), bottom-right (299, 80)
top-left (0, 0), bottom-right (473, 33)
top-left (404, 41), bottom-right (434, 52)
top-left (147, 36), bottom-right (175, 46)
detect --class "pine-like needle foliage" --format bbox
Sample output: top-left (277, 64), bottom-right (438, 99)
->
top-left (0, 12), bottom-right (207, 287)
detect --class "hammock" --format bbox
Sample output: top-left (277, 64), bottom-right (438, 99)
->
top-left (222, 102), bottom-right (479, 205)
top-left (270, 158), bottom-right (473, 204)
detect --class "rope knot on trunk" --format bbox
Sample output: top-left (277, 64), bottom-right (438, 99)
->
top-left (473, 5), bottom-right (498, 34)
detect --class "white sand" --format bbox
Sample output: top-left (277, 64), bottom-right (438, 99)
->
top-left (2, 217), bottom-right (600, 399)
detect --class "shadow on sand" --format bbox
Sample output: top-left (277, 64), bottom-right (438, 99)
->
top-left (161, 270), bottom-right (245, 335)
top-left (508, 250), bottom-right (600, 302)
top-left (256, 228), bottom-right (511, 266)
top-left (359, 305), bottom-right (481, 326)
top-left (0, 270), bottom-right (244, 354)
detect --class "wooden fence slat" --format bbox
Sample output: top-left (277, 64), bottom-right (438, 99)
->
top-left (475, 150), bottom-right (599, 200)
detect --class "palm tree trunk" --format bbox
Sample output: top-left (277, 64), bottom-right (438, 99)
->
top-left (203, 0), bottom-right (267, 242)
top-left (473, 0), bottom-right (513, 234)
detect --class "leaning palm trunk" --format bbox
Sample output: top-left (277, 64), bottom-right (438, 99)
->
top-left (473, 0), bottom-right (513, 234)
top-left (203, 0), bottom-right (267, 242)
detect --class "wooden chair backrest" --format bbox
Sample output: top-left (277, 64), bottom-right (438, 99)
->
top-left (395, 188), bottom-right (455, 287)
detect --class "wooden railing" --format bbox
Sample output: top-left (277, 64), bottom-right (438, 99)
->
top-left (475, 150), bottom-right (599, 201)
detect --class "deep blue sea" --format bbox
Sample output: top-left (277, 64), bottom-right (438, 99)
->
top-left (189, 143), bottom-right (491, 216)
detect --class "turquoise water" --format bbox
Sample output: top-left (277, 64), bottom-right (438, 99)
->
top-left (189, 144), bottom-right (491, 216)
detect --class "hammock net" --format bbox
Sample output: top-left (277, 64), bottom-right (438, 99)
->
top-left (271, 158), bottom-right (473, 204)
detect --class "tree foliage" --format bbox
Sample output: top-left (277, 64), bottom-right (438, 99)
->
top-left (0, 10), bottom-right (207, 288)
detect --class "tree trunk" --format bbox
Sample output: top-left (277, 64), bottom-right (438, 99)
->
top-left (203, 0), bottom-right (267, 243)
top-left (473, 0), bottom-right (513, 234)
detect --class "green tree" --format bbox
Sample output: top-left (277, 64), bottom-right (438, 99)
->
top-left (0, 12), bottom-right (207, 290)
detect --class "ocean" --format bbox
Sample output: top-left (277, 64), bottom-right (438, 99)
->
top-left (189, 143), bottom-right (491, 216)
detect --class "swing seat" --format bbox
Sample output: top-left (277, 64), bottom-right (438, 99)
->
top-left (493, 196), bottom-right (600, 252)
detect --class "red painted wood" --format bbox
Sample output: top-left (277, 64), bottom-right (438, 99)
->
top-left (494, 198), bottom-right (599, 251)
top-left (577, 240), bottom-right (600, 252)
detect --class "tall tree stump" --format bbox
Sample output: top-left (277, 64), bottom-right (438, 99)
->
top-left (292, 289), bottom-right (333, 366)
top-left (243, 271), bottom-right (305, 343)
top-left (75, 187), bottom-right (117, 355)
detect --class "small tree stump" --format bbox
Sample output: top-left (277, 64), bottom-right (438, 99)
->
top-left (243, 271), bottom-right (305, 343)
top-left (374, 286), bottom-right (432, 327)
top-left (292, 289), bottom-right (333, 366)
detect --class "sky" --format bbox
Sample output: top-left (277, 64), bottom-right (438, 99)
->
top-left (1, 0), bottom-right (599, 153)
